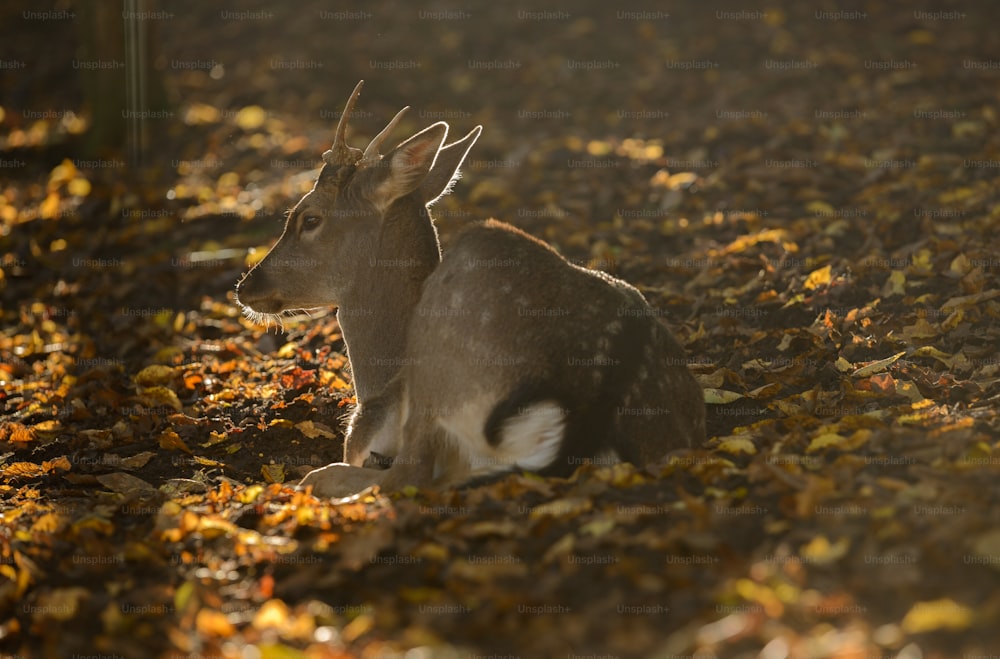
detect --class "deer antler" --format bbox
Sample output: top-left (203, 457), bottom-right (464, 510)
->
top-left (322, 80), bottom-right (365, 167)
top-left (358, 106), bottom-right (410, 169)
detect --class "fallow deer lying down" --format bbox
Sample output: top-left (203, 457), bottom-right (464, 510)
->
top-left (236, 81), bottom-right (705, 498)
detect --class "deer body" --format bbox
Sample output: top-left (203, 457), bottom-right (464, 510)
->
top-left (236, 82), bottom-right (705, 498)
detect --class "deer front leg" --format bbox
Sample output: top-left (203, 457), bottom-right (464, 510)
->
top-left (343, 377), bottom-right (405, 466)
top-left (298, 421), bottom-right (439, 498)
top-left (297, 463), bottom-right (388, 498)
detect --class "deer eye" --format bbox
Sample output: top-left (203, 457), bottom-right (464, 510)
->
top-left (301, 215), bottom-right (322, 232)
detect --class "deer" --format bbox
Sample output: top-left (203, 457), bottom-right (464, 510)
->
top-left (234, 81), bottom-right (705, 498)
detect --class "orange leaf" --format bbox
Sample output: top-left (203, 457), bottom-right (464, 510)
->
top-left (158, 430), bottom-right (192, 454)
top-left (195, 609), bottom-right (235, 637)
top-left (868, 373), bottom-right (896, 394)
top-left (42, 456), bottom-right (72, 474)
top-left (2, 462), bottom-right (46, 480)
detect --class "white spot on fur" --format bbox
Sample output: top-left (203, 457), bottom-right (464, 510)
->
top-left (605, 321), bottom-right (623, 334)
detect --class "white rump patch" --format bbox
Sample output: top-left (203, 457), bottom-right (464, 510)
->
top-left (435, 396), bottom-right (565, 479)
top-left (496, 400), bottom-right (565, 471)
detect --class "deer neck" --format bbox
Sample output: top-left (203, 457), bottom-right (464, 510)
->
top-left (336, 200), bottom-right (440, 402)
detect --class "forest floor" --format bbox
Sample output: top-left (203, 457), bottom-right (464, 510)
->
top-left (2, 1), bottom-right (999, 657)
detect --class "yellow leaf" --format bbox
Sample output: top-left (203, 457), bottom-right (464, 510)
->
top-left (851, 351), bottom-right (906, 377)
top-left (829, 357), bottom-right (852, 373)
top-left (912, 346), bottom-right (958, 368)
top-left (949, 254), bottom-right (972, 276)
top-left (68, 177), bottom-right (91, 197)
top-left (807, 433), bottom-right (846, 453)
top-left (174, 580), bottom-right (197, 614)
top-left (261, 464), bottom-right (285, 484)
top-left (234, 105), bottom-right (267, 131)
top-left (183, 103), bottom-right (221, 125)
top-left (803, 265), bottom-right (832, 291)
top-left (882, 270), bottom-right (906, 297)
top-left (245, 246), bottom-right (269, 269)
top-left (49, 159), bottom-right (78, 187)
top-left (194, 456), bottom-right (226, 467)
top-left (39, 192), bottom-right (61, 219)
top-left (135, 364), bottom-right (177, 387)
top-left (717, 436), bottom-right (757, 455)
top-left (704, 388), bottom-right (743, 404)
top-left (237, 485), bottom-right (265, 504)
top-left (901, 598), bottom-right (973, 634)
top-left (800, 535), bottom-right (850, 565)
top-left (580, 518), bottom-right (616, 537)
top-left (295, 420), bottom-right (337, 439)
top-left (910, 249), bottom-right (934, 274)
top-left (139, 386), bottom-right (183, 411)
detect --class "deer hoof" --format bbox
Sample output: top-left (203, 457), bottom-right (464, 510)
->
top-left (298, 463), bottom-right (380, 499)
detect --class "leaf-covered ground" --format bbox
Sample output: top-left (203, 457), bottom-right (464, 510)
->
top-left (2, 1), bottom-right (1000, 657)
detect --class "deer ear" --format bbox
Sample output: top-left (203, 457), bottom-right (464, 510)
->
top-left (371, 123), bottom-right (448, 210)
top-left (419, 125), bottom-right (482, 206)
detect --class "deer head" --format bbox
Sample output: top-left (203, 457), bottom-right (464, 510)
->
top-left (235, 80), bottom-right (482, 325)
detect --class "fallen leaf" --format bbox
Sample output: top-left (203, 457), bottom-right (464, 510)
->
top-left (704, 388), bottom-right (744, 404)
top-left (96, 472), bottom-right (156, 494)
top-left (851, 351), bottom-right (907, 377)
top-left (901, 598), bottom-right (973, 633)
top-left (804, 265), bottom-right (832, 291)
top-left (716, 436), bottom-right (757, 455)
